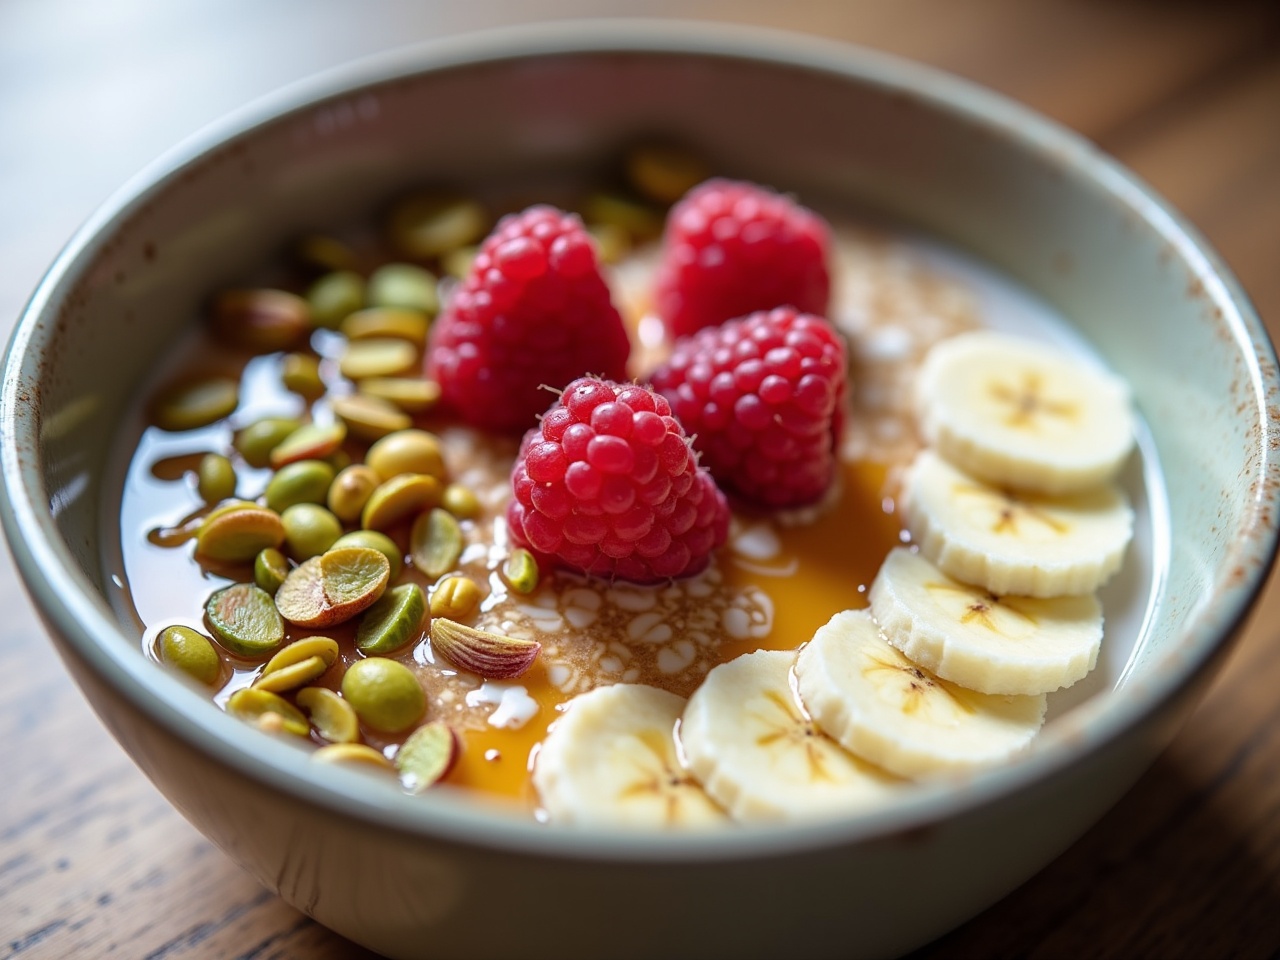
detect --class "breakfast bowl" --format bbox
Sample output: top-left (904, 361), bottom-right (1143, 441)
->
top-left (3, 20), bottom-right (1276, 960)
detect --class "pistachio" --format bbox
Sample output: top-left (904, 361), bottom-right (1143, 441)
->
top-left (441, 245), bottom-right (477, 279)
top-left (502, 548), bottom-right (540, 595)
top-left (281, 352), bottom-right (325, 398)
top-left (581, 192), bottom-right (663, 241)
top-left (396, 721), bottom-right (459, 792)
top-left (342, 657), bottom-right (426, 733)
top-left (156, 624), bottom-right (222, 685)
top-left (429, 575), bottom-right (481, 620)
top-left (307, 270), bottom-right (365, 329)
top-left (205, 583), bottom-right (285, 658)
top-left (331, 530), bottom-right (402, 579)
top-left (196, 505), bottom-right (285, 563)
top-left (624, 143), bottom-right (710, 205)
top-left (281, 503), bottom-right (344, 561)
top-left (339, 338), bottom-right (418, 380)
top-left (358, 377), bottom-right (441, 413)
top-left (588, 223), bottom-right (630, 265)
top-left (366, 429), bottom-right (445, 481)
top-left (274, 546), bottom-right (390, 628)
top-left (388, 194), bottom-right (487, 259)
top-left (262, 636), bottom-right (340, 674)
top-left (410, 508), bottom-right (463, 580)
top-left (264, 459), bottom-right (335, 513)
top-left (253, 547), bottom-right (289, 595)
top-left (196, 454), bottom-right (237, 503)
top-left (361, 473), bottom-right (442, 530)
top-left (341, 307), bottom-right (430, 346)
top-left (441, 483), bottom-right (480, 520)
top-left (368, 263), bottom-right (439, 316)
top-left (429, 618), bottom-right (541, 680)
top-left (151, 377), bottom-right (239, 432)
top-left (269, 421), bottom-right (346, 469)
top-left (330, 393), bottom-right (412, 441)
top-left (292, 233), bottom-right (356, 275)
top-left (296, 687), bottom-right (360, 744)
top-left (234, 417), bottom-right (302, 468)
top-left (209, 289), bottom-right (310, 353)
top-left (227, 687), bottom-right (309, 737)
top-left (313, 743), bottom-right (393, 768)
top-left (355, 583), bottom-right (426, 656)
top-left (327, 464), bottom-right (380, 523)
top-left (253, 654), bottom-right (329, 693)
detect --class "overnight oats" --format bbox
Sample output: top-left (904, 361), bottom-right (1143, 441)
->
top-left (112, 145), bottom-right (1143, 826)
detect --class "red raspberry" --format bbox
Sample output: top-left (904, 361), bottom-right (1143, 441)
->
top-left (650, 307), bottom-right (846, 509)
top-left (654, 179), bottom-right (831, 339)
top-left (427, 206), bottom-right (631, 433)
top-left (506, 377), bottom-right (730, 584)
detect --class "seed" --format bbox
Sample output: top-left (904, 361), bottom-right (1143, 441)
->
top-left (429, 575), bottom-right (481, 620)
top-left (263, 636), bottom-right (340, 675)
top-left (356, 583), bottom-right (426, 655)
top-left (196, 505), bottom-right (284, 563)
top-left (327, 464), bottom-right (380, 523)
top-left (339, 338), bottom-right (418, 380)
top-left (340, 307), bottom-right (430, 346)
top-left (361, 474), bottom-right (442, 530)
top-left (441, 245), bottom-right (477, 279)
top-left (429, 618), bottom-right (540, 680)
top-left (253, 547), bottom-right (289, 595)
top-left (274, 546), bottom-right (390, 628)
top-left (502, 548), bottom-right (540, 595)
top-left (197, 454), bottom-right (237, 503)
top-left (253, 655), bottom-right (328, 693)
top-left (296, 687), bottom-right (359, 743)
top-left (624, 143), bottom-right (710, 205)
top-left (388, 194), bottom-right (487, 259)
top-left (331, 530), bottom-right (402, 579)
top-left (342, 657), bottom-right (426, 733)
top-left (264, 459), bottom-right (335, 513)
top-left (367, 429), bottom-right (445, 481)
top-left (368, 263), bottom-right (439, 316)
top-left (441, 483), bottom-right (480, 520)
top-left (269, 421), bottom-right (347, 469)
top-left (292, 234), bottom-right (356, 275)
top-left (330, 393), bottom-right (412, 441)
top-left (151, 377), bottom-right (239, 432)
top-left (358, 377), bottom-right (441, 413)
top-left (281, 503), bottom-right (343, 560)
top-left (234, 417), bottom-right (302, 468)
top-left (205, 583), bottom-right (285, 658)
top-left (156, 624), bottom-right (222, 685)
top-left (410, 508), bottom-right (463, 580)
top-left (396, 721), bottom-right (459, 792)
top-left (588, 223), bottom-right (630, 265)
top-left (313, 743), bottom-right (392, 768)
top-left (209, 289), bottom-right (310, 353)
top-left (227, 687), bottom-right (309, 737)
top-left (581, 192), bottom-right (663, 241)
top-left (307, 270), bottom-right (365, 329)
top-left (281, 353), bottom-right (325, 398)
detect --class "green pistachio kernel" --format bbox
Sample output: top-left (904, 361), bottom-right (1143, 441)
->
top-left (275, 546), bottom-right (390, 628)
top-left (356, 583), bottom-right (426, 656)
top-left (429, 575), bottom-right (482, 620)
top-left (366, 429), bottom-right (445, 481)
top-left (396, 721), bottom-right (458, 792)
top-left (341, 657), bottom-right (426, 733)
top-left (358, 377), bottom-right (441, 413)
top-left (281, 352), bottom-right (325, 398)
top-left (264, 459), bottom-right (335, 513)
top-left (151, 377), bottom-right (239, 432)
top-left (195, 505), bottom-right (285, 563)
top-left (338, 338), bottom-right (418, 380)
top-left (313, 742), bottom-right (393, 768)
top-left (296, 687), bottom-right (360, 743)
top-left (330, 393), bottom-right (412, 442)
top-left (327, 464), bottom-right (380, 524)
top-left (331, 530), bottom-right (403, 580)
top-left (253, 547), bottom-right (289, 595)
top-left (209, 289), bottom-right (310, 353)
top-left (368, 263), bottom-right (439, 316)
top-left (361, 473), bottom-right (442, 531)
top-left (254, 635), bottom-right (340, 694)
top-left (156, 625), bottom-right (222, 685)
top-left (196, 453), bottom-right (237, 503)
top-left (234, 417), bottom-right (302, 468)
top-left (341, 307), bottom-right (430, 346)
top-left (227, 688), bottom-right (309, 737)
top-left (502, 547), bottom-right (540, 595)
top-left (281, 503), bottom-right (343, 561)
top-left (307, 270), bottom-right (365, 329)
top-left (441, 245), bottom-right (477, 279)
top-left (387, 194), bottom-right (487, 259)
top-left (410, 508), bottom-right (463, 580)
top-left (205, 583), bottom-right (285, 658)
top-left (441, 483), bottom-right (480, 520)
top-left (582, 192), bottom-right (663, 241)
top-left (269, 421), bottom-right (347, 469)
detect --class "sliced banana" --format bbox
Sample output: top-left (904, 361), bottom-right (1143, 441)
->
top-left (682, 650), bottom-right (904, 822)
top-left (901, 449), bottom-right (1133, 598)
top-left (869, 547), bottom-right (1102, 695)
top-left (533, 684), bottom-right (727, 828)
top-left (795, 609), bottom-right (1046, 779)
top-left (915, 330), bottom-right (1134, 495)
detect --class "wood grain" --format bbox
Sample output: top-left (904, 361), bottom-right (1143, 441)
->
top-left (3, 2), bottom-right (1279, 958)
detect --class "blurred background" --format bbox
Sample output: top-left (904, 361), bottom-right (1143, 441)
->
top-left (3, 1), bottom-right (1279, 957)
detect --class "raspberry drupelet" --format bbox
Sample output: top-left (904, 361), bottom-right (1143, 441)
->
top-left (654, 179), bottom-right (832, 339)
top-left (507, 377), bottom-right (731, 584)
top-left (426, 206), bottom-right (631, 433)
top-left (651, 307), bottom-right (847, 509)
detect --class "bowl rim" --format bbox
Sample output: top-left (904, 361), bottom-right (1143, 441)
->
top-left (4, 18), bottom-right (1278, 863)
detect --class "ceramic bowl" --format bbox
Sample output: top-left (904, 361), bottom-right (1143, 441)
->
top-left (3, 21), bottom-right (1276, 960)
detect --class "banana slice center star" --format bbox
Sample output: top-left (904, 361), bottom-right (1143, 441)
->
top-left (987, 372), bottom-right (1078, 430)
top-left (952, 483), bottom-right (1069, 537)
top-left (861, 647), bottom-right (976, 726)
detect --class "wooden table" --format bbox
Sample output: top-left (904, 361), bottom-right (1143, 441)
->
top-left (3, 2), bottom-right (1279, 956)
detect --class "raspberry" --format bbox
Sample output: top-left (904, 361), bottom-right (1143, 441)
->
top-left (507, 377), bottom-right (730, 584)
top-left (651, 307), bottom-right (846, 509)
top-left (654, 179), bottom-right (831, 338)
top-left (427, 206), bottom-right (631, 433)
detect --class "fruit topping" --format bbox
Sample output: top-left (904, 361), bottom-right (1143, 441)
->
top-left (506, 377), bottom-right (731, 583)
top-left (651, 307), bottom-right (847, 508)
top-left (426, 205), bottom-right (631, 433)
top-left (654, 179), bottom-right (831, 338)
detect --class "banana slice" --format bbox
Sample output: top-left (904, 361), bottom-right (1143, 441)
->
top-left (915, 330), bottom-right (1134, 494)
top-left (681, 650), bottom-right (904, 822)
top-left (869, 547), bottom-right (1102, 695)
top-left (795, 609), bottom-right (1046, 779)
top-left (533, 683), bottom-right (727, 828)
top-left (901, 449), bottom-right (1133, 597)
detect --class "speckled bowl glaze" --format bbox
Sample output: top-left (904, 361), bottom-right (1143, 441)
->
top-left (3, 21), bottom-right (1277, 960)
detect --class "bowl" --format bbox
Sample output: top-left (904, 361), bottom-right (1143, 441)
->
top-left (3, 21), bottom-right (1277, 960)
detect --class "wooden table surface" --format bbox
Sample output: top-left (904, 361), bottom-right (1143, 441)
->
top-left (3, 2), bottom-right (1279, 957)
